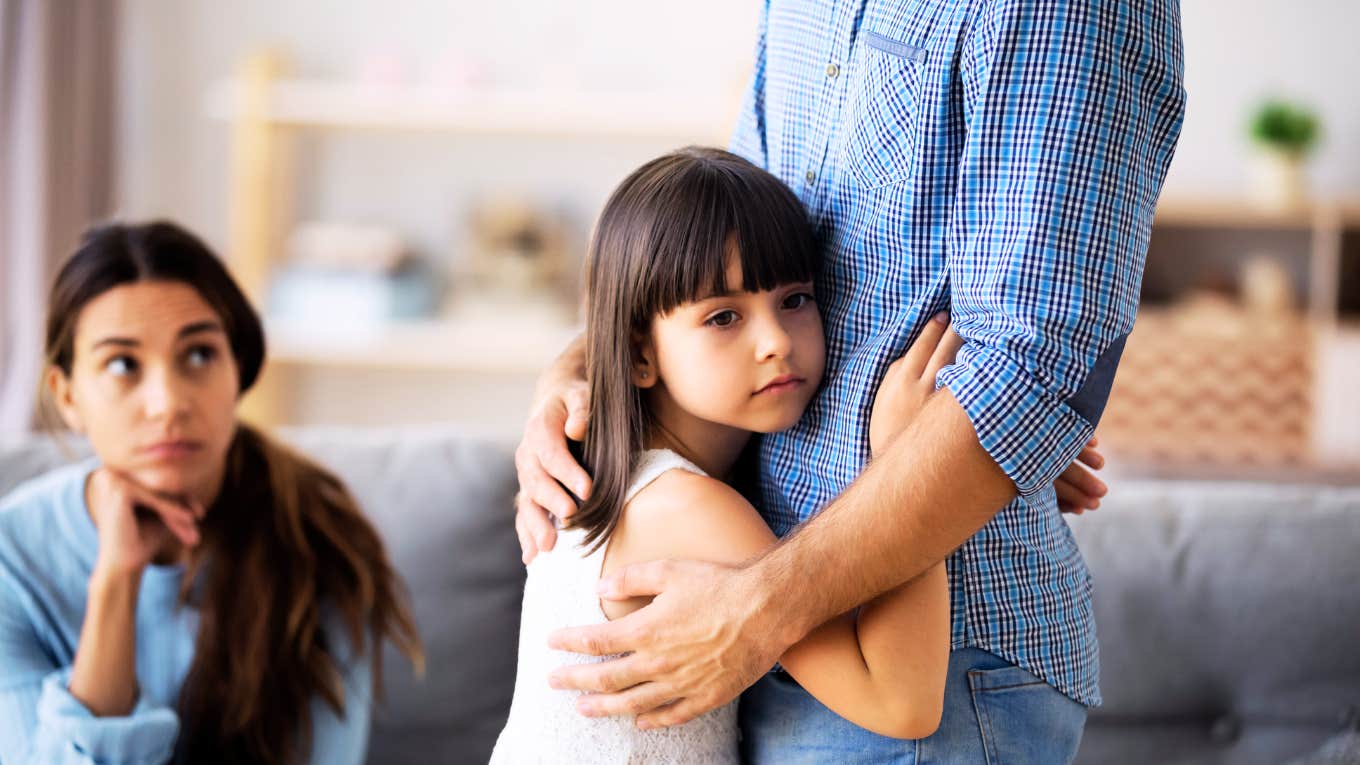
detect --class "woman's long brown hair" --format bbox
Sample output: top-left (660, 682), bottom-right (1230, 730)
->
top-left (570, 147), bottom-right (820, 552)
top-left (43, 221), bottom-right (423, 764)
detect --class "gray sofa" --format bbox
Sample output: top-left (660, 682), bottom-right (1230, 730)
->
top-left (2, 427), bottom-right (1357, 764)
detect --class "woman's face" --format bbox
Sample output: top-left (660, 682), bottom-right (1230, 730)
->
top-left (49, 281), bottom-right (240, 504)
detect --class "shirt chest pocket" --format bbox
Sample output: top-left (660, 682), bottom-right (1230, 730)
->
top-left (841, 30), bottom-right (930, 190)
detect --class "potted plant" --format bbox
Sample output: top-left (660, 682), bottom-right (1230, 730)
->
top-left (1247, 99), bottom-right (1320, 210)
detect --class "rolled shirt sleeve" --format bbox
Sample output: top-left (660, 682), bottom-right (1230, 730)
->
top-left (31, 668), bottom-right (180, 765)
top-left (937, 0), bottom-right (1186, 497)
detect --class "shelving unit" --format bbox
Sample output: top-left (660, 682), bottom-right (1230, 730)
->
top-left (265, 317), bottom-right (581, 373)
top-left (208, 51), bottom-right (738, 428)
top-left (1102, 196), bottom-right (1360, 473)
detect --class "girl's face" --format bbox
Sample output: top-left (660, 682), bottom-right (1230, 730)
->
top-left (48, 281), bottom-right (241, 504)
top-left (638, 253), bottom-right (825, 435)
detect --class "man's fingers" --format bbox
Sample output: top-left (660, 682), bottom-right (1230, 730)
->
top-left (540, 440), bottom-right (592, 507)
top-left (550, 653), bottom-right (649, 695)
top-left (636, 696), bottom-right (711, 731)
top-left (514, 509), bottom-right (537, 564)
top-left (547, 619), bottom-right (631, 657)
top-left (596, 559), bottom-right (676, 601)
top-left (925, 328), bottom-right (965, 379)
top-left (577, 682), bottom-right (675, 719)
top-left (516, 491), bottom-right (557, 555)
top-left (898, 312), bottom-right (950, 377)
top-left (563, 386), bottom-right (591, 442)
top-left (521, 458), bottom-right (580, 522)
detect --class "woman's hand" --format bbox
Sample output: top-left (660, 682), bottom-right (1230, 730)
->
top-left (70, 469), bottom-right (202, 717)
top-left (869, 313), bottom-right (963, 457)
top-left (86, 467), bottom-right (202, 577)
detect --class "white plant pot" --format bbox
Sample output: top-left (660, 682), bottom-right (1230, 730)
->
top-left (1247, 147), bottom-right (1308, 211)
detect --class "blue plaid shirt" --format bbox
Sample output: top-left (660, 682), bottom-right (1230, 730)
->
top-left (732, 0), bottom-right (1185, 706)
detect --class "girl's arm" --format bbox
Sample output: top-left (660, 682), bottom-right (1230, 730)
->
top-left (603, 318), bottom-right (963, 737)
top-left (606, 473), bottom-right (947, 739)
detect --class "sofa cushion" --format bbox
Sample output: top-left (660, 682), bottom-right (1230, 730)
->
top-left (1070, 479), bottom-right (1360, 764)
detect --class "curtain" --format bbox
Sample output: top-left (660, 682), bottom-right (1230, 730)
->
top-left (0, 0), bottom-right (117, 438)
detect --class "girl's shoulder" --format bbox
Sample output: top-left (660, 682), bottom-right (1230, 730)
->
top-left (613, 462), bottom-right (777, 568)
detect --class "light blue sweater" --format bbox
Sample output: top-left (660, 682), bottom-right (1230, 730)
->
top-left (0, 460), bottom-right (372, 765)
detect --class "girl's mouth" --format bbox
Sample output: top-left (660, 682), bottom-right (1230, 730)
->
top-left (755, 375), bottom-right (805, 395)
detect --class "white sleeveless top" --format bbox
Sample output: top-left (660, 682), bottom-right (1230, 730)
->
top-left (489, 449), bottom-right (740, 764)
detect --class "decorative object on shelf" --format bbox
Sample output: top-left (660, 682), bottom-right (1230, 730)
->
top-left (1239, 254), bottom-right (1295, 318)
top-left (269, 221), bottom-right (441, 327)
top-left (462, 193), bottom-right (573, 295)
top-left (1246, 99), bottom-right (1320, 212)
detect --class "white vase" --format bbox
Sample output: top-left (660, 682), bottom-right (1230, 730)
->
top-left (1247, 147), bottom-right (1308, 211)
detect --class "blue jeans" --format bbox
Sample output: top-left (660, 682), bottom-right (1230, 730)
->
top-left (739, 648), bottom-right (1088, 764)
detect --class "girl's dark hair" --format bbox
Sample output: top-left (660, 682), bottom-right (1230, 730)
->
top-left (571, 147), bottom-right (819, 551)
top-left (43, 221), bottom-right (423, 764)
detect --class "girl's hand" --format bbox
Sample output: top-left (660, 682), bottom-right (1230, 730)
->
top-left (869, 313), bottom-right (963, 457)
top-left (86, 468), bottom-right (203, 577)
top-left (1055, 437), bottom-right (1107, 514)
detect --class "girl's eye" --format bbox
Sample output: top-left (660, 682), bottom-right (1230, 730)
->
top-left (104, 355), bottom-right (137, 377)
top-left (185, 345), bottom-right (217, 368)
top-left (783, 292), bottom-right (814, 310)
top-left (705, 310), bottom-right (738, 328)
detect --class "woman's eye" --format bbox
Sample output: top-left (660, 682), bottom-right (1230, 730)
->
top-left (705, 310), bottom-right (738, 328)
top-left (783, 292), bottom-right (814, 310)
top-left (185, 345), bottom-right (217, 368)
top-left (105, 355), bottom-right (137, 377)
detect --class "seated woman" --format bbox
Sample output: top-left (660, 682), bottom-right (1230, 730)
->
top-left (0, 221), bottom-right (422, 764)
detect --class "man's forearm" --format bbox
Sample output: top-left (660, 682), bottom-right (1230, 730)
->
top-left (752, 388), bottom-right (1017, 644)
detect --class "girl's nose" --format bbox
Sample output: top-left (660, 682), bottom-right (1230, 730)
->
top-left (756, 316), bottom-right (794, 360)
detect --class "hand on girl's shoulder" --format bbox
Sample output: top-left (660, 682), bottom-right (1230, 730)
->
top-left (613, 469), bottom-right (778, 569)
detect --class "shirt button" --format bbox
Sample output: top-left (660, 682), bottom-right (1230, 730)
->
top-left (826, 63), bottom-right (840, 78)
top-left (805, 170), bottom-right (816, 184)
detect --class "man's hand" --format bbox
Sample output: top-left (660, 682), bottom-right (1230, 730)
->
top-left (546, 560), bottom-right (793, 730)
top-left (514, 336), bottom-right (592, 564)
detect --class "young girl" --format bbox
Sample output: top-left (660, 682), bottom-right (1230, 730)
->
top-left (491, 147), bottom-right (962, 763)
top-left (0, 222), bottom-right (422, 764)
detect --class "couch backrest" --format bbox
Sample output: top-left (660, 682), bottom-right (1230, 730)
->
top-left (1070, 479), bottom-right (1360, 764)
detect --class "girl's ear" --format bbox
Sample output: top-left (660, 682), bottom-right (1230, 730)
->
top-left (46, 367), bottom-right (84, 434)
top-left (630, 332), bottom-right (658, 389)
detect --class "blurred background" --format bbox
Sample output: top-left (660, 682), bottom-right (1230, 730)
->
top-left (2, 0), bottom-right (1358, 482)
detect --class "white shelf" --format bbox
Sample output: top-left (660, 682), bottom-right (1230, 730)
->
top-left (265, 316), bottom-right (582, 373)
top-left (205, 78), bottom-right (735, 140)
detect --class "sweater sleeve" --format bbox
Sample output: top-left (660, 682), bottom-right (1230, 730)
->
top-left (0, 578), bottom-right (179, 765)
top-left (303, 628), bottom-right (375, 765)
